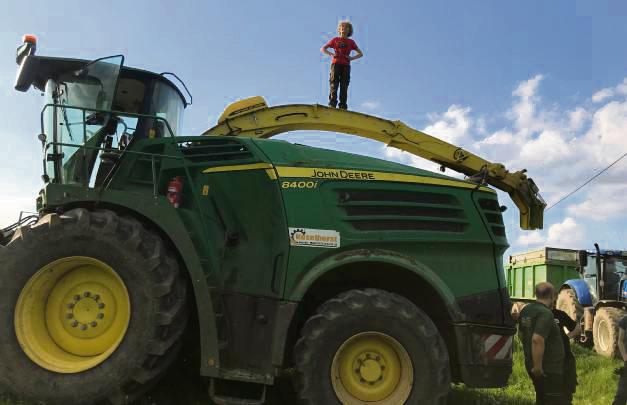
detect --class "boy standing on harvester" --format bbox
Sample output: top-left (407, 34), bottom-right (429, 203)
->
top-left (321, 21), bottom-right (363, 109)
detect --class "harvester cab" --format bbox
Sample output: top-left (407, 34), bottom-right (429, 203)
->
top-left (15, 35), bottom-right (190, 187)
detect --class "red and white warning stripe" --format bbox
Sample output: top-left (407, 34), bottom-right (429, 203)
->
top-left (482, 334), bottom-right (513, 361)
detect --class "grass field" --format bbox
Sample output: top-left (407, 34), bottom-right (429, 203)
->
top-left (1, 338), bottom-right (622, 405)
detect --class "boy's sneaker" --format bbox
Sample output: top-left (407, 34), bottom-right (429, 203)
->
top-left (338, 104), bottom-right (348, 110)
top-left (328, 103), bottom-right (337, 108)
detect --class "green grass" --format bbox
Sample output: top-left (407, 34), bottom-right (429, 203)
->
top-left (449, 339), bottom-right (622, 405)
top-left (2, 338), bottom-right (622, 404)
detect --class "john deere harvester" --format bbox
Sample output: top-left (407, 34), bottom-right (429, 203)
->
top-left (0, 36), bottom-right (545, 404)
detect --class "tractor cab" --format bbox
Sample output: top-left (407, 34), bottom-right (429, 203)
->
top-left (15, 35), bottom-right (189, 187)
top-left (581, 248), bottom-right (627, 303)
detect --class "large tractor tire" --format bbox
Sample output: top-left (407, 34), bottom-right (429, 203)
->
top-left (0, 208), bottom-right (188, 405)
top-left (294, 288), bottom-right (451, 405)
top-left (556, 288), bottom-right (583, 323)
top-left (593, 307), bottom-right (625, 358)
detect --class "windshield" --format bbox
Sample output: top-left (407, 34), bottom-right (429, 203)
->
top-left (607, 257), bottom-right (627, 274)
top-left (44, 56), bottom-right (123, 185)
top-left (582, 256), bottom-right (597, 277)
top-left (150, 81), bottom-right (183, 136)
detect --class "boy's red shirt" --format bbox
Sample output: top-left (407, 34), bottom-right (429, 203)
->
top-left (324, 37), bottom-right (357, 65)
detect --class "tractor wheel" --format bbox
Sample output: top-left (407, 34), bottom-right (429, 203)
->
top-left (556, 288), bottom-right (583, 323)
top-left (293, 289), bottom-right (450, 405)
top-left (0, 208), bottom-right (188, 405)
top-left (593, 307), bottom-right (625, 358)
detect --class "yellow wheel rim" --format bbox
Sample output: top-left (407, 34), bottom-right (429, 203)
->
top-left (331, 332), bottom-right (413, 404)
top-left (14, 256), bottom-right (131, 373)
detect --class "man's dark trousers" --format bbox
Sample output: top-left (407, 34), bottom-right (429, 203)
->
top-left (329, 63), bottom-right (350, 109)
top-left (528, 371), bottom-right (572, 405)
top-left (613, 362), bottom-right (627, 405)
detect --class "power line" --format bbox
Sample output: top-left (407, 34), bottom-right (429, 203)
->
top-left (546, 152), bottom-right (627, 211)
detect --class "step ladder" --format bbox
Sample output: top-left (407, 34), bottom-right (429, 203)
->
top-left (209, 379), bottom-right (267, 405)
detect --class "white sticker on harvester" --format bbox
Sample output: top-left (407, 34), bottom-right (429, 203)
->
top-left (289, 228), bottom-right (340, 248)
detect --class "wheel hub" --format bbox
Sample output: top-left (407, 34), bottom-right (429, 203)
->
top-left (355, 353), bottom-right (386, 384)
top-left (14, 256), bottom-right (130, 373)
top-left (64, 291), bottom-right (108, 332)
top-left (331, 332), bottom-right (413, 404)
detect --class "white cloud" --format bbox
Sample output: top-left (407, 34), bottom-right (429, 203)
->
top-left (592, 88), bottom-right (614, 103)
top-left (546, 217), bottom-right (585, 247)
top-left (568, 107), bottom-right (589, 131)
top-left (591, 78), bottom-right (627, 103)
top-left (565, 184), bottom-right (627, 221)
top-left (518, 130), bottom-right (574, 165)
top-left (516, 231), bottom-right (546, 248)
top-left (361, 100), bottom-right (381, 111)
top-left (423, 105), bottom-right (472, 144)
top-left (616, 79), bottom-right (627, 96)
top-left (508, 74), bottom-right (544, 134)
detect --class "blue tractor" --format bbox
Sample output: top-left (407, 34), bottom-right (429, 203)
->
top-left (556, 244), bottom-right (627, 358)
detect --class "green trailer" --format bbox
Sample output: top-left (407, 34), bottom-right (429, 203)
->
top-left (506, 247), bottom-right (583, 301)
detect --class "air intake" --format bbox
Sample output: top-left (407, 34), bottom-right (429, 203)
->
top-left (337, 189), bottom-right (468, 233)
top-left (178, 139), bottom-right (254, 163)
top-left (478, 198), bottom-right (506, 238)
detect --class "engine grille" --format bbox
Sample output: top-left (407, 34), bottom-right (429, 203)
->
top-left (178, 139), bottom-right (254, 163)
top-left (337, 189), bottom-right (468, 233)
top-left (478, 198), bottom-right (506, 238)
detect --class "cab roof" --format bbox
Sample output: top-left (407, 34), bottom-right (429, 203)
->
top-left (16, 55), bottom-right (187, 106)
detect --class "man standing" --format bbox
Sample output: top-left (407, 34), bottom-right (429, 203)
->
top-left (518, 282), bottom-right (571, 405)
top-left (613, 314), bottom-right (627, 405)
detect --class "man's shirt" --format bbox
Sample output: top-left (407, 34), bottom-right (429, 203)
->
top-left (518, 302), bottom-right (565, 374)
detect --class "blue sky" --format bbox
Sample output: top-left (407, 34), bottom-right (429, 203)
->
top-left (1, 0), bottom-right (626, 255)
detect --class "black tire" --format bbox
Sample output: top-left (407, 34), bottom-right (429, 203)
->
top-left (0, 208), bottom-right (188, 405)
top-left (593, 307), bottom-right (625, 358)
top-left (556, 289), bottom-right (583, 323)
top-left (293, 288), bottom-right (450, 405)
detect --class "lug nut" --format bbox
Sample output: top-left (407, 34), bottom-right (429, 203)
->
top-left (71, 321), bottom-right (79, 327)
top-left (375, 356), bottom-right (381, 361)
top-left (66, 313), bottom-right (73, 319)
top-left (80, 324), bottom-right (87, 331)
top-left (97, 313), bottom-right (105, 319)
top-left (90, 321), bottom-right (98, 327)
top-left (74, 295), bottom-right (81, 301)
top-left (93, 294), bottom-right (100, 301)
top-left (83, 291), bottom-right (91, 298)
top-left (98, 303), bottom-right (105, 309)
top-left (67, 303), bottom-right (75, 309)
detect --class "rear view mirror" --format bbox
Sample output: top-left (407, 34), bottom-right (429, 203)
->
top-left (578, 250), bottom-right (588, 268)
